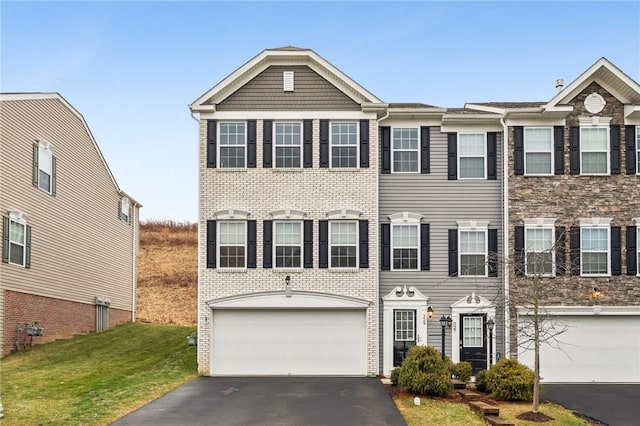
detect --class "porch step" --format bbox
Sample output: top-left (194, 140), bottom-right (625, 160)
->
top-left (451, 379), bottom-right (467, 389)
top-left (469, 401), bottom-right (500, 416)
top-left (485, 415), bottom-right (515, 426)
top-left (456, 389), bottom-right (480, 401)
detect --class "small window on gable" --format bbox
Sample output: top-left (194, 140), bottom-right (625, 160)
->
top-left (283, 71), bottom-right (294, 92)
top-left (33, 141), bottom-right (56, 195)
top-left (120, 198), bottom-right (131, 224)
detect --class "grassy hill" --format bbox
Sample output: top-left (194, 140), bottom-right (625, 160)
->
top-left (136, 220), bottom-right (197, 325)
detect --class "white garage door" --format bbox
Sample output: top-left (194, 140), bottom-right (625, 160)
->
top-left (211, 309), bottom-right (367, 376)
top-left (519, 315), bottom-right (640, 383)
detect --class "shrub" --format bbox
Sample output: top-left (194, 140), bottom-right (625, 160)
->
top-left (474, 369), bottom-right (489, 392)
top-left (452, 361), bottom-right (472, 383)
top-left (389, 367), bottom-right (400, 385)
top-left (485, 358), bottom-right (534, 401)
top-left (395, 346), bottom-right (453, 397)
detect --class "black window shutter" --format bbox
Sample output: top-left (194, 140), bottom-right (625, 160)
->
top-left (51, 156), bottom-right (57, 196)
top-left (448, 229), bottom-right (458, 276)
top-left (514, 226), bottom-right (524, 276)
top-left (487, 132), bottom-right (497, 180)
top-left (304, 220), bottom-right (313, 268)
top-left (360, 120), bottom-right (369, 168)
top-left (611, 125), bottom-right (621, 175)
top-left (381, 126), bottom-right (391, 174)
top-left (32, 142), bottom-right (39, 187)
top-left (319, 120), bottom-right (329, 168)
top-left (25, 225), bottom-right (32, 268)
top-left (303, 119), bottom-right (313, 168)
top-left (514, 127), bottom-right (524, 175)
top-left (247, 220), bottom-right (257, 268)
top-left (319, 220), bottom-right (329, 268)
top-left (554, 126), bottom-right (565, 175)
top-left (626, 226), bottom-right (637, 275)
top-left (611, 226), bottom-right (621, 275)
top-left (381, 224), bottom-right (391, 271)
top-left (488, 228), bottom-right (498, 277)
top-left (570, 227), bottom-right (580, 275)
top-left (569, 127), bottom-right (580, 174)
top-left (263, 220), bottom-right (273, 268)
top-left (447, 133), bottom-right (457, 180)
top-left (420, 223), bottom-right (430, 271)
top-left (2, 216), bottom-right (9, 263)
top-left (206, 120), bottom-right (217, 168)
top-left (359, 220), bottom-right (369, 268)
top-left (420, 126), bottom-right (430, 174)
top-left (555, 226), bottom-right (566, 276)
top-left (247, 120), bottom-right (257, 168)
top-left (118, 199), bottom-right (122, 221)
top-left (206, 220), bottom-right (216, 268)
top-left (625, 125), bottom-right (637, 175)
top-left (263, 120), bottom-right (272, 168)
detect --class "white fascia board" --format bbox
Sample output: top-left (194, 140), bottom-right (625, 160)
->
top-left (624, 105), bottom-right (640, 124)
top-left (440, 122), bottom-right (503, 133)
top-left (464, 104), bottom-right (506, 114)
top-left (198, 111), bottom-right (377, 120)
top-left (517, 305), bottom-right (640, 316)
top-left (380, 117), bottom-right (443, 127)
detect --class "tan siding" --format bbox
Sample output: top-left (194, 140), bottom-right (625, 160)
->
top-left (216, 66), bottom-right (361, 111)
top-left (0, 98), bottom-right (136, 313)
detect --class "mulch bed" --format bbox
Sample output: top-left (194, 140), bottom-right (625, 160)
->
top-left (516, 411), bottom-right (555, 422)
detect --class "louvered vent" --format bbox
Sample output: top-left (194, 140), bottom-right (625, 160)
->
top-left (283, 71), bottom-right (294, 92)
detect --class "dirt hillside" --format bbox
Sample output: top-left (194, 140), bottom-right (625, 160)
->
top-left (136, 220), bottom-right (197, 325)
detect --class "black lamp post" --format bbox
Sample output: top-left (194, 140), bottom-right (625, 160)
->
top-left (486, 318), bottom-right (495, 367)
top-left (439, 315), bottom-right (452, 361)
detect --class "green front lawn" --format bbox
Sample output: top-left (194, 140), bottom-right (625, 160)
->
top-left (0, 322), bottom-right (197, 425)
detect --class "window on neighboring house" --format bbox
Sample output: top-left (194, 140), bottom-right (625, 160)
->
top-left (218, 221), bottom-right (246, 268)
top-left (524, 128), bottom-right (553, 175)
top-left (3, 214), bottom-right (30, 267)
top-left (394, 310), bottom-right (415, 341)
top-left (33, 141), bottom-right (55, 194)
top-left (581, 226), bottom-right (610, 276)
top-left (459, 133), bottom-right (485, 178)
top-left (525, 226), bottom-right (554, 276)
top-left (219, 122), bottom-right (246, 168)
top-left (392, 128), bottom-right (418, 172)
top-left (392, 224), bottom-right (418, 270)
top-left (580, 127), bottom-right (609, 174)
top-left (120, 198), bottom-right (131, 224)
top-left (329, 221), bottom-right (357, 268)
top-left (275, 122), bottom-right (302, 168)
top-left (331, 122), bottom-right (358, 167)
top-left (274, 221), bottom-right (302, 268)
top-left (459, 229), bottom-right (487, 276)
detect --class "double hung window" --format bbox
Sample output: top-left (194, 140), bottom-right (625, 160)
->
top-left (459, 133), bottom-right (485, 178)
top-left (392, 224), bottom-right (418, 270)
top-left (219, 122), bottom-right (246, 168)
top-left (329, 221), bottom-right (357, 268)
top-left (274, 221), bottom-right (302, 268)
top-left (8, 217), bottom-right (26, 266)
top-left (331, 122), bottom-right (358, 167)
top-left (525, 226), bottom-right (554, 276)
top-left (524, 128), bottom-right (553, 175)
top-left (580, 127), bottom-right (609, 174)
top-left (218, 222), bottom-right (246, 268)
top-left (392, 128), bottom-right (418, 172)
top-left (581, 226), bottom-right (610, 276)
top-left (275, 122), bottom-right (302, 168)
top-left (459, 229), bottom-right (487, 276)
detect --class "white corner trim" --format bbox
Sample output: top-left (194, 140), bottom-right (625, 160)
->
top-left (578, 116), bottom-right (612, 126)
top-left (579, 217), bottom-right (612, 226)
top-left (388, 212), bottom-right (423, 223)
top-left (271, 209), bottom-right (306, 220)
top-left (214, 209), bottom-right (250, 220)
top-left (524, 218), bottom-right (557, 227)
top-left (327, 209), bottom-right (361, 220)
top-left (456, 220), bottom-right (490, 229)
top-left (207, 290), bottom-right (371, 309)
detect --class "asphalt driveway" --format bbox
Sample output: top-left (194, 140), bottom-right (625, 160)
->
top-left (112, 377), bottom-right (406, 426)
top-left (543, 384), bottom-right (640, 426)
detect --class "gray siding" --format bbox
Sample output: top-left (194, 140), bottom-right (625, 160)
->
top-left (379, 126), bottom-right (505, 362)
top-left (216, 66), bottom-right (361, 111)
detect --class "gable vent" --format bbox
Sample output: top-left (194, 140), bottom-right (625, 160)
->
top-left (283, 71), bottom-right (294, 92)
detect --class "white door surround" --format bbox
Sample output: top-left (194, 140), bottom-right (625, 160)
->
top-left (382, 286), bottom-right (430, 376)
top-left (451, 293), bottom-right (496, 367)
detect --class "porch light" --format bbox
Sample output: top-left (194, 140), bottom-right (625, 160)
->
top-left (285, 275), bottom-right (292, 298)
top-left (439, 315), bottom-right (452, 329)
top-left (426, 306), bottom-right (433, 319)
top-left (591, 287), bottom-right (601, 300)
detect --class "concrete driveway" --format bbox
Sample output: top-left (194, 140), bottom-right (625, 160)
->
top-left (111, 377), bottom-right (406, 426)
top-left (543, 384), bottom-right (640, 426)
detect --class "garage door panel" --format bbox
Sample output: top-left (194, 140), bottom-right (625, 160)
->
top-left (211, 309), bottom-right (366, 376)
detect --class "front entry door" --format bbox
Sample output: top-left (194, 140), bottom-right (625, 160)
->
top-left (393, 309), bottom-right (416, 366)
top-left (460, 314), bottom-right (487, 374)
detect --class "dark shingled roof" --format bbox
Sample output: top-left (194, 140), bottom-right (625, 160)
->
top-left (446, 108), bottom-right (499, 115)
top-left (270, 46), bottom-right (308, 51)
top-left (388, 102), bottom-right (439, 108)
top-left (469, 102), bottom-right (546, 108)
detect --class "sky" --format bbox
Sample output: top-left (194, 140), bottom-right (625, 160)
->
top-left (2, 1), bottom-right (639, 223)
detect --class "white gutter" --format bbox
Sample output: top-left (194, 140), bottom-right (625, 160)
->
top-left (500, 111), bottom-right (510, 359)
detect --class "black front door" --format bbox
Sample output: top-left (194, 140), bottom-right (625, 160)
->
top-left (393, 309), bottom-right (416, 366)
top-left (460, 314), bottom-right (487, 374)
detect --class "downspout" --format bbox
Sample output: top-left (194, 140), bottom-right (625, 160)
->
top-left (131, 205), bottom-right (137, 322)
top-left (375, 107), bottom-right (389, 374)
top-left (191, 107), bottom-right (203, 371)
top-left (500, 111), bottom-right (510, 359)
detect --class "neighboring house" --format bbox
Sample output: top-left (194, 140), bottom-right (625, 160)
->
top-left (191, 48), bottom-right (638, 383)
top-left (464, 58), bottom-right (640, 383)
top-left (0, 93), bottom-right (140, 356)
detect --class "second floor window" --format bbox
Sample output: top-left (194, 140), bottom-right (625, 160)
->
top-left (330, 221), bottom-right (357, 268)
top-left (33, 141), bottom-right (56, 194)
top-left (459, 133), bottom-right (485, 179)
top-left (392, 128), bottom-right (418, 172)
top-left (459, 230), bottom-right (487, 276)
top-left (580, 127), bottom-right (609, 174)
top-left (392, 224), bottom-right (418, 270)
top-left (524, 128), bottom-right (553, 175)
top-left (275, 122), bottom-right (302, 168)
top-left (581, 226), bottom-right (610, 276)
top-left (274, 221), bottom-right (302, 268)
top-left (219, 122), bottom-right (246, 168)
top-left (219, 221), bottom-right (246, 268)
top-left (8, 217), bottom-right (26, 266)
top-left (331, 122), bottom-right (358, 167)
top-left (525, 226), bottom-right (554, 276)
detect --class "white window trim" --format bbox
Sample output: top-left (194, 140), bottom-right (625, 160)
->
top-left (328, 220), bottom-right (358, 269)
top-left (217, 220), bottom-right (247, 270)
top-left (524, 225), bottom-right (556, 277)
top-left (457, 132), bottom-right (487, 180)
top-left (579, 125), bottom-right (610, 176)
top-left (394, 309), bottom-right (416, 341)
top-left (273, 121), bottom-right (303, 169)
top-left (273, 220), bottom-right (303, 270)
top-left (329, 121), bottom-right (359, 169)
top-left (390, 223), bottom-right (420, 271)
top-left (391, 127), bottom-right (420, 173)
top-left (580, 224), bottom-right (611, 277)
top-left (120, 198), bottom-right (131, 224)
top-left (523, 127), bottom-right (554, 176)
top-left (37, 140), bottom-right (53, 194)
top-left (458, 225), bottom-right (489, 278)
top-left (218, 121), bottom-right (247, 169)
top-left (8, 212), bottom-right (27, 267)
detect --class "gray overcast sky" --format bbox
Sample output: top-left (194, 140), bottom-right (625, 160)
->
top-left (2, 1), bottom-right (639, 222)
